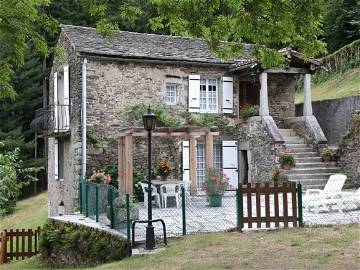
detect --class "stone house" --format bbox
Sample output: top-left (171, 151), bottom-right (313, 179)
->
top-left (32, 25), bottom-right (337, 216)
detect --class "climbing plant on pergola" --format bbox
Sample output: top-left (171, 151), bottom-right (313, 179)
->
top-left (117, 126), bottom-right (219, 195)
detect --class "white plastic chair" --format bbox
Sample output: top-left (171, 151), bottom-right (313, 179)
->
top-left (140, 183), bottom-right (161, 208)
top-left (160, 184), bottom-right (181, 208)
top-left (333, 187), bottom-right (360, 212)
top-left (304, 174), bottom-right (347, 213)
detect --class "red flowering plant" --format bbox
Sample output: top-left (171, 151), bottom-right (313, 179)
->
top-left (204, 168), bottom-right (230, 196)
top-left (89, 170), bottom-right (112, 184)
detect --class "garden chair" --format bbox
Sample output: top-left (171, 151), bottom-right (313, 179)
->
top-left (159, 184), bottom-right (181, 208)
top-left (304, 174), bottom-right (347, 213)
top-left (140, 183), bottom-right (161, 208)
top-left (333, 187), bottom-right (360, 212)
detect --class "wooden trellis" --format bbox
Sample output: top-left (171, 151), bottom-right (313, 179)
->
top-left (117, 126), bottom-right (219, 195)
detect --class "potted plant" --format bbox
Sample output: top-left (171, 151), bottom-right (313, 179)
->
top-left (89, 170), bottom-right (112, 184)
top-left (279, 154), bottom-right (295, 170)
top-left (271, 168), bottom-right (290, 187)
top-left (106, 194), bottom-right (139, 224)
top-left (320, 149), bottom-right (335, 163)
top-left (204, 168), bottom-right (230, 207)
top-left (156, 160), bottom-right (172, 181)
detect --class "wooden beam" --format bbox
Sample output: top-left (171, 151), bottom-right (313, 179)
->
top-left (117, 138), bottom-right (125, 192)
top-left (124, 135), bottom-right (133, 194)
top-left (205, 132), bottom-right (213, 170)
top-left (263, 68), bottom-right (307, 74)
top-left (189, 135), bottom-right (197, 195)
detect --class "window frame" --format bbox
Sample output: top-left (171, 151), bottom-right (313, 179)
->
top-left (199, 78), bottom-right (219, 113)
top-left (165, 82), bottom-right (178, 105)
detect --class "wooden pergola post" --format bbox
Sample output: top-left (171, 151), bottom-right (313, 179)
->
top-left (205, 132), bottom-right (214, 170)
top-left (189, 135), bottom-right (197, 195)
top-left (117, 137), bottom-right (125, 192)
top-left (124, 135), bottom-right (133, 194)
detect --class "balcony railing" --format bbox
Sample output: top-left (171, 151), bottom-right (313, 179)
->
top-left (31, 104), bottom-right (70, 137)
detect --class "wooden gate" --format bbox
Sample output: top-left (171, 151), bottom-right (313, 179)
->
top-left (0, 227), bottom-right (41, 264)
top-left (239, 183), bottom-right (301, 229)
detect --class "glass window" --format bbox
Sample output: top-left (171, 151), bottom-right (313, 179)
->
top-left (199, 78), bottom-right (218, 113)
top-left (165, 83), bottom-right (178, 104)
top-left (196, 142), bottom-right (223, 189)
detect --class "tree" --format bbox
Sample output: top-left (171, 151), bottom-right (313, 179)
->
top-left (323, 0), bottom-right (360, 52)
top-left (147, 0), bottom-right (327, 67)
top-left (0, 0), bottom-right (57, 99)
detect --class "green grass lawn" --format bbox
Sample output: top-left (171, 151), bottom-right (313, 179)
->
top-left (1, 225), bottom-right (359, 270)
top-left (295, 68), bottom-right (360, 104)
top-left (0, 192), bottom-right (48, 231)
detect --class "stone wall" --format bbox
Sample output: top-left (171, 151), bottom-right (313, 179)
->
top-left (338, 113), bottom-right (360, 187)
top-left (268, 74), bottom-right (297, 128)
top-left (296, 96), bottom-right (360, 145)
top-left (48, 32), bottom-right (84, 216)
top-left (234, 118), bottom-right (277, 182)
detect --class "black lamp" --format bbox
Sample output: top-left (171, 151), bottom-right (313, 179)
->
top-left (143, 105), bottom-right (157, 250)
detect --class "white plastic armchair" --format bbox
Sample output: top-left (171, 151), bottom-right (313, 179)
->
top-left (140, 183), bottom-right (161, 208)
top-left (305, 174), bottom-right (347, 197)
top-left (160, 184), bottom-right (181, 208)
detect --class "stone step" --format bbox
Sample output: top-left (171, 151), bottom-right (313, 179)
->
top-left (288, 147), bottom-right (314, 153)
top-left (295, 162), bottom-right (336, 168)
top-left (295, 157), bottom-right (323, 163)
top-left (289, 179), bottom-right (329, 190)
top-left (287, 173), bottom-right (333, 180)
top-left (285, 167), bottom-right (339, 175)
top-left (292, 152), bottom-right (319, 158)
top-left (279, 129), bottom-right (297, 137)
top-left (283, 137), bottom-right (305, 144)
top-left (285, 143), bottom-right (308, 148)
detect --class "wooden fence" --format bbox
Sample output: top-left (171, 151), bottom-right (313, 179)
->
top-left (238, 182), bottom-right (302, 229)
top-left (0, 227), bottom-right (41, 264)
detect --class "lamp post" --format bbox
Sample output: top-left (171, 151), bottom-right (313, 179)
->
top-left (143, 105), bottom-right (157, 250)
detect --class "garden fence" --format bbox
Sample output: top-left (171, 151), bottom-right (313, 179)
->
top-left (0, 227), bottom-right (41, 264)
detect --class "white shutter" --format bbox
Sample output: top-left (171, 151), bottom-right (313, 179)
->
top-left (54, 139), bottom-right (59, 180)
top-left (182, 141), bottom-right (190, 187)
top-left (222, 76), bottom-right (233, 114)
top-left (222, 140), bottom-right (238, 188)
top-left (188, 75), bottom-right (200, 112)
top-left (53, 72), bottom-right (58, 131)
top-left (63, 66), bottom-right (70, 130)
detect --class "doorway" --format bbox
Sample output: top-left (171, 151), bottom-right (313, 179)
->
top-left (239, 150), bottom-right (249, 184)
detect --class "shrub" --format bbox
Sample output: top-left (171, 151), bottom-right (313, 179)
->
top-left (0, 145), bottom-right (42, 216)
top-left (271, 168), bottom-right (290, 186)
top-left (239, 104), bottom-right (258, 119)
top-left (187, 113), bottom-right (232, 133)
top-left (40, 220), bottom-right (129, 267)
top-left (204, 168), bottom-right (230, 196)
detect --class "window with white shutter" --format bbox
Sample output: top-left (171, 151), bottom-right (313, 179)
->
top-left (188, 75), bottom-right (200, 112)
top-left (199, 78), bottom-right (218, 113)
top-left (182, 141), bottom-right (190, 187)
top-left (222, 76), bottom-right (233, 114)
top-left (63, 65), bottom-right (70, 130)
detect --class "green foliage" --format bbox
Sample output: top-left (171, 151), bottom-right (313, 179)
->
top-left (40, 220), bottom-right (129, 267)
top-left (148, 0), bottom-right (326, 67)
top-left (87, 130), bottom-right (103, 149)
top-left (128, 103), bottom-right (183, 127)
top-left (204, 168), bottom-right (230, 195)
top-left (0, 0), bottom-right (58, 99)
top-left (187, 113), bottom-right (232, 133)
top-left (320, 148), bottom-right (337, 160)
top-left (323, 0), bottom-right (360, 53)
top-left (279, 154), bottom-right (296, 167)
top-left (313, 40), bottom-right (360, 84)
top-left (239, 104), bottom-right (258, 120)
top-left (271, 168), bottom-right (290, 186)
top-left (0, 146), bottom-right (42, 216)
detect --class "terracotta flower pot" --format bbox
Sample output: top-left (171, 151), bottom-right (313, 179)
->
top-left (322, 156), bottom-right (332, 163)
top-left (160, 175), bottom-right (168, 181)
top-left (281, 164), bottom-right (291, 170)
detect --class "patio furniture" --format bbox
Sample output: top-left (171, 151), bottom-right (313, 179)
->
top-left (159, 184), bottom-right (181, 208)
top-left (140, 183), bottom-right (161, 208)
top-left (304, 174), bottom-right (347, 213)
top-left (333, 187), bottom-right (360, 212)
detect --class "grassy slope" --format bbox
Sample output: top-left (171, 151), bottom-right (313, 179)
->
top-left (2, 225), bottom-right (359, 270)
top-left (0, 192), bottom-right (48, 231)
top-left (295, 68), bottom-right (360, 104)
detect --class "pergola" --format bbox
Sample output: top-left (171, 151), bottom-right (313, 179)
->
top-left (117, 126), bottom-right (219, 195)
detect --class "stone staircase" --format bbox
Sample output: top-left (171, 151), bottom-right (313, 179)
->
top-left (279, 128), bottom-right (339, 190)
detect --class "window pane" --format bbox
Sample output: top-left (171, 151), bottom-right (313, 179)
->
top-left (200, 83), bottom-right (207, 110)
top-left (213, 143), bottom-right (222, 170)
top-left (165, 83), bottom-right (177, 104)
top-left (197, 143), bottom-right (205, 189)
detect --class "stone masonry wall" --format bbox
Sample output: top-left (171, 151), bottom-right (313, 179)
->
top-left (48, 32), bottom-right (83, 216)
top-left (338, 113), bottom-right (360, 187)
top-left (268, 73), bottom-right (297, 128)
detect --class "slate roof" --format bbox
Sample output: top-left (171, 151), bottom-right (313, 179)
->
top-left (60, 24), bottom-right (255, 65)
